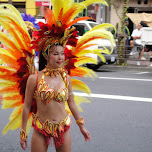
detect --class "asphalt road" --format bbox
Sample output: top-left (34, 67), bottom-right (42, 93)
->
top-left (0, 69), bottom-right (152, 152)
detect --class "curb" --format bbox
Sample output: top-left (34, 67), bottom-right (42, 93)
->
top-left (99, 65), bottom-right (152, 72)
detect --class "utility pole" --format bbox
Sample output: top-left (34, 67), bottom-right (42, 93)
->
top-left (8, 0), bottom-right (12, 4)
top-left (96, 4), bottom-right (102, 24)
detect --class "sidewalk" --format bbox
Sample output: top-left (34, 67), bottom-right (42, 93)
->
top-left (101, 56), bottom-right (152, 72)
top-left (100, 51), bottom-right (152, 72)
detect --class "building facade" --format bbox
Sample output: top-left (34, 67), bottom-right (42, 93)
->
top-left (109, 0), bottom-right (152, 33)
top-left (0, 0), bottom-right (46, 16)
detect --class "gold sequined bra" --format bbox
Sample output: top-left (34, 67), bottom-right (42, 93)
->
top-left (34, 71), bottom-right (68, 104)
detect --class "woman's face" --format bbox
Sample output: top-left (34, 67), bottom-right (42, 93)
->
top-left (47, 45), bottom-right (65, 69)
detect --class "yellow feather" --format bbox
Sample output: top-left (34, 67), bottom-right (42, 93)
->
top-left (75, 49), bottom-right (93, 57)
top-left (63, 0), bottom-right (74, 14)
top-left (74, 95), bottom-right (90, 112)
top-left (78, 29), bottom-right (115, 53)
top-left (90, 23), bottom-right (116, 33)
top-left (0, 19), bottom-right (28, 50)
top-left (65, 95), bottom-right (90, 113)
top-left (0, 48), bottom-right (16, 59)
top-left (9, 105), bottom-right (23, 120)
top-left (71, 79), bottom-right (91, 94)
top-left (75, 57), bottom-right (97, 67)
top-left (72, 66), bottom-right (97, 79)
top-left (93, 47), bottom-right (111, 54)
top-left (93, 51), bottom-right (106, 62)
top-left (0, 32), bottom-right (20, 53)
top-left (0, 66), bottom-right (16, 72)
top-left (0, 4), bottom-right (27, 32)
top-left (2, 112), bottom-right (22, 135)
top-left (69, 0), bottom-right (108, 20)
top-left (52, 0), bottom-right (63, 21)
top-left (2, 100), bottom-right (22, 109)
top-left (0, 81), bottom-right (16, 87)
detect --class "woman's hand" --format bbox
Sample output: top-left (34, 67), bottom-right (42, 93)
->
top-left (79, 126), bottom-right (91, 141)
top-left (20, 138), bottom-right (27, 150)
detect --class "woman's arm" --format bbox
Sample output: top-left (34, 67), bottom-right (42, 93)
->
top-left (67, 75), bottom-right (91, 141)
top-left (20, 74), bottom-right (37, 150)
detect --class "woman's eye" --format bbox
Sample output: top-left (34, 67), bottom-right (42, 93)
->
top-left (54, 53), bottom-right (58, 55)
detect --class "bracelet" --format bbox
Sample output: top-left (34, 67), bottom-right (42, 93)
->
top-left (76, 117), bottom-right (84, 125)
top-left (20, 129), bottom-right (28, 140)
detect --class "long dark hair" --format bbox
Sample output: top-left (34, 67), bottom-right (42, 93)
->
top-left (39, 49), bottom-right (48, 71)
top-left (39, 44), bottom-right (63, 71)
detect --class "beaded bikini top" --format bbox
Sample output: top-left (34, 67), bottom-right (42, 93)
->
top-left (34, 67), bottom-right (68, 104)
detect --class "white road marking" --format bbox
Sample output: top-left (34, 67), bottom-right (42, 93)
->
top-left (135, 72), bottom-right (150, 75)
top-left (74, 92), bottom-right (152, 102)
top-left (99, 77), bottom-right (152, 82)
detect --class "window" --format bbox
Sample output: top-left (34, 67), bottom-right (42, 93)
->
top-left (74, 25), bottom-right (86, 36)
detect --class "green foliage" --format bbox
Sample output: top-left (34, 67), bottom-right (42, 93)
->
top-left (107, 0), bottom-right (130, 65)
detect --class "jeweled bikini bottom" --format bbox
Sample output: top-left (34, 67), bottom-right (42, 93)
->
top-left (32, 113), bottom-right (71, 148)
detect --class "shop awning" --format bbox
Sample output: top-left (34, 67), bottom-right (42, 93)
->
top-left (126, 13), bottom-right (152, 28)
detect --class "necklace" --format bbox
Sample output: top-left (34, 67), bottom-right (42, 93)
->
top-left (43, 66), bottom-right (62, 77)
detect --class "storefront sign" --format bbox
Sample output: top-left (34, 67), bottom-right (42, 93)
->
top-left (35, 2), bottom-right (51, 6)
top-left (35, 0), bottom-right (51, 6)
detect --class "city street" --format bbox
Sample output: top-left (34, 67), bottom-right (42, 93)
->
top-left (0, 69), bottom-right (152, 152)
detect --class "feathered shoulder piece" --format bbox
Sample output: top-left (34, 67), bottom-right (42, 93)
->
top-left (0, 4), bottom-right (36, 135)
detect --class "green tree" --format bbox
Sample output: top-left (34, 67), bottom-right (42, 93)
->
top-left (107, 0), bottom-right (130, 65)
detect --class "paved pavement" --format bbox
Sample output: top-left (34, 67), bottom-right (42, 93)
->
top-left (1, 69), bottom-right (152, 152)
top-left (101, 59), bottom-right (152, 72)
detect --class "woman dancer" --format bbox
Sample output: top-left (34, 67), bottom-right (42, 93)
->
top-left (0, 1), bottom-right (114, 151)
top-left (20, 43), bottom-right (91, 151)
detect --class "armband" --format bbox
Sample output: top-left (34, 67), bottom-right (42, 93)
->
top-left (20, 129), bottom-right (28, 140)
top-left (76, 117), bottom-right (84, 125)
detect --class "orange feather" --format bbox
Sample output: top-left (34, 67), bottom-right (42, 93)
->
top-left (0, 53), bottom-right (19, 69)
top-left (11, 106), bottom-right (23, 119)
top-left (74, 44), bottom-right (96, 55)
top-left (5, 48), bottom-right (22, 59)
top-left (67, 17), bottom-right (95, 27)
top-left (10, 101), bottom-right (23, 108)
top-left (0, 67), bottom-right (14, 75)
top-left (10, 19), bottom-right (31, 51)
top-left (0, 75), bottom-right (18, 81)
top-left (70, 68), bottom-right (87, 77)
top-left (0, 86), bottom-right (19, 94)
top-left (0, 34), bottom-right (20, 52)
top-left (43, 7), bottom-right (55, 26)
top-left (62, 6), bottom-right (77, 24)
top-left (6, 23), bottom-right (26, 51)
top-left (58, 8), bottom-right (63, 21)
top-left (2, 95), bottom-right (21, 100)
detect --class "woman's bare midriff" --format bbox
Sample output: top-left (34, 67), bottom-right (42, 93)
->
top-left (36, 98), bottom-right (68, 123)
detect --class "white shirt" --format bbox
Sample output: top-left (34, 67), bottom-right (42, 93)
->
top-left (131, 28), bottom-right (143, 45)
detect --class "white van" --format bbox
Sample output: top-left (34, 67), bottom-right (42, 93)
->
top-left (73, 21), bottom-right (118, 70)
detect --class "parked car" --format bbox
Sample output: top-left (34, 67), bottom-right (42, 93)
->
top-left (73, 21), bottom-right (118, 70)
top-left (35, 15), bottom-right (46, 23)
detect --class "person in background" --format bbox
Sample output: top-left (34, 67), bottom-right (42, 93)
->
top-left (124, 19), bottom-right (130, 46)
top-left (129, 21), bottom-right (148, 65)
top-left (129, 22), bottom-right (143, 56)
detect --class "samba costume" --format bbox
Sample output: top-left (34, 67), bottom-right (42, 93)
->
top-left (33, 67), bottom-right (71, 147)
top-left (0, 0), bottom-right (115, 149)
